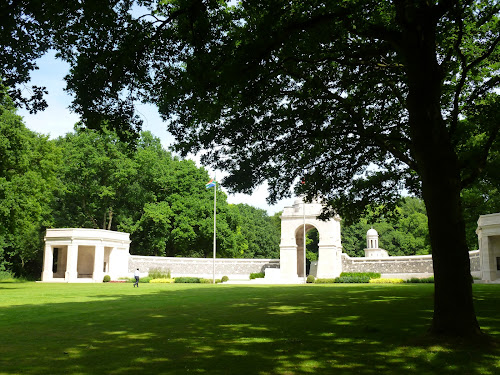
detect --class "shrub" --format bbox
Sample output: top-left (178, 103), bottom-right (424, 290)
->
top-left (221, 276), bottom-right (229, 282)
top-left (406, 276), bottom-right (434, 283)
top-left (150, 278), bottom-right (175, 283)
top-left (314, 278), bottom-right (337, 284)
top-left (369, 278), bottom-right (404, 284)
top-left (127, 276), bottom-right (152, 283)
top-left (174, 277), bottom-right (201, 283)
top-left (0, 271), bottom-right (27, 283)
top-left (103, 275), bottom-right (111, 282)
top-left (0, 271), bottom-right (15, 282)
top-left (334, 275), bottom-right (371, 283)
top-left (148, 268), bottom-right (171, 279)
top-left (250, 272), bottom-right (265, 280)
top-left (340, 272), bottom-right (381, 279)
top-left (200, 278), bottom-right (212, 283)
top-left (306, 275), bottom-right (315, 283)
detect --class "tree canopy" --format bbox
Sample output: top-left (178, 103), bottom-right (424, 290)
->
top-left (0, 102), bottom-right (281, 276)
top-left (2, 0), bottom-right (499, 338)
top-left (342, 197), bottom-right (431, 257)
top-left (0, 89), bottom-right (61, 276)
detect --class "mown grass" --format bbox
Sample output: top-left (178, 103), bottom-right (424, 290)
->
top-left (0, 283), bottom-right (498, 374)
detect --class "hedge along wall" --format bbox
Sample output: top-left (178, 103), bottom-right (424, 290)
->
top-left (129, 255), bottom-right (280, 279)
top-left (342, 250), bottom-right (480, 275)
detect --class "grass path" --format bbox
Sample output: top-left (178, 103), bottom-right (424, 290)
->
top-left (0, 283), bottom-right (498, 374)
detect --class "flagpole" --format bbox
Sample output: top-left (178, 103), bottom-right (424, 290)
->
top-left (303, 197), bottom-right (306, 284)
top-left (213, 178), bottom-right (217, 284)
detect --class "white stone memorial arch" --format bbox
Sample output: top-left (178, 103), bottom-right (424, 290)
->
top-left (278, 198), bottom-right (342, 282)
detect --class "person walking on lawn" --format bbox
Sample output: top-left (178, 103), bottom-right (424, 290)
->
top-left (134, 268), bottom-right (140, 287)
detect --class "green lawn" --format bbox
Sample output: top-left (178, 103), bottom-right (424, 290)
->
top-left (0, 283), bottom-right (498, 374)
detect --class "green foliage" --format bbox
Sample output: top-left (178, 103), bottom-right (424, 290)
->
top-left (43, 0), bottom-right (496, 335)
top-left (138, 277), bottom-right (152, 284)
top-left (148, 269), bottom-right (171, 279)
top-left (103, 275), bottom-right (111, 282)
top-left (0, 109), bottom-right (283, 278)
top-left (462, 178), bottom-right (500, 250)
top-left (333, 273), bottom-right (381, 283)
top-left (342, 198), bottom-right (431, 257)
top-left (0, 97), bottom-right (61, 276)
top-left (221, 275), bottom-right (229, 282)
top-left (230, 204), bottom-right (280, 259)
top-left (249, 272), bottom-right (265, 280)
top-left (0, 271), bottom-right (16, 282)
top-left (314, 279), bottom-right (337, 284)
top-left (306, 228), bottom-right (319, 263)
top-left (128, 276), bottom-right (152, 283)
top-left (52, 128), bottom-right (270, 260)
top-left (340, 273), bottom-right (381, 279)
top-left (334, 275), bottom-right (371, 284)
top-left (306, 275), bottom-right (315, 284)
top-left (174, 277), bottom-right (201, 283)
top-left (369, 278), bottom-right (405, 284)
top-left (406, 277), bottom-right (435, 284)
top-left (150, 278), bottom-right (175, 283)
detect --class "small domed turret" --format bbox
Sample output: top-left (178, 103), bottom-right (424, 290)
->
top-left (366, 228), bottom-right (379, 249)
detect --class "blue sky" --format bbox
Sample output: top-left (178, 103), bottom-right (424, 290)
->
top-left (17, 51), bottom-right (295, 214)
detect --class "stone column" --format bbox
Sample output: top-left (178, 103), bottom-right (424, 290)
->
top-left (65, 243), bottom-right (79, 282)
top-left (93, 244), bottom-right (105, 282)
top-left (481, 236), bottom-right (497, 281)
top-left (41, 244), bottom-right (54, 281)
top-left (316, 245), bottom-right (342, 278)
top-left (279, 245), bottom-right (298, 280)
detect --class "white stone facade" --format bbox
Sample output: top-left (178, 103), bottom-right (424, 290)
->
top-left (41, 228), bottom-right (131, 282)
top-left (277, 198), bottom-right (342, 282)
top-left (476, 213), bottom-right (500, 282)
top-left (129, 255), bottom-right (279, 280)
top-left (40, 211), bottom-right (495, 284)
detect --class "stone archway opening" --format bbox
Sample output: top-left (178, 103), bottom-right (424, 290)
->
top-left (306, 228), bottom-right (319, 275)
top-left (295, 224), bottom-right (318, 277)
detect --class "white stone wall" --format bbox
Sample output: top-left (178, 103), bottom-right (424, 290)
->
top-left (129, 256), bottom-right (280, 279)
top-left (127, 251), bottom-right (480, 280)
top-left (342, 250), bottom-right (480, 275)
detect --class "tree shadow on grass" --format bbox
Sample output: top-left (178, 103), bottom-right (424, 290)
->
top-left (0, 284), bottom-right (498, 374)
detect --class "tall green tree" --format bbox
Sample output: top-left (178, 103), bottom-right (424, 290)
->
top-left (342, 197), bottom-right (431, 257)
top-left (151, 0), bottom-right (497, 338)
top-left (3, 0), bottom-right (499, 338)
top-left (54, 128), bottom-right (246, 259)
top-left (0, 90), bottom-right (61, 276)
top-left (60, 0), bottom-right (496, 338)
top-left (54, 126), bottom-right (136, 230)
top-left (231, 204), bottom-right (280, 259)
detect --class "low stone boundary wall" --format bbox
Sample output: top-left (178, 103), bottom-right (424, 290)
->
top-left (129, 255), bottom-right (280, 279)
top-left (342, 250), bottom-right (480, 275)
top-left (128, 250), bottom-right (480, 280)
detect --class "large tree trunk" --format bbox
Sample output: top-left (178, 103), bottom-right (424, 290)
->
top-left (416, 142), bottom-right (481, 336)
top-left (400, 6), bottom-right (482, 337)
